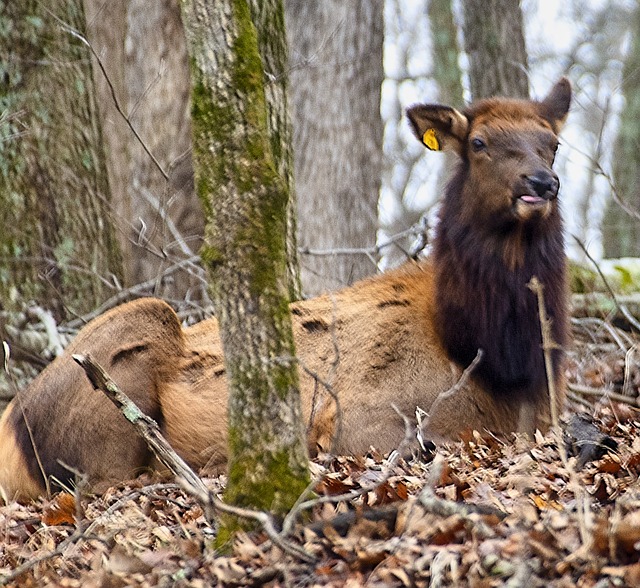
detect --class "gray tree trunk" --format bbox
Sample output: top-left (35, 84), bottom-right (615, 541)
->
top-left (462, 0), bottom-right (530, 99)
top-left (180, 0), bottom-right (309, 538)
top-left (429, 0), bottom-right (464, 107)
top-left (603, 4), bottom-right (640, 257)
top-left (286, 0), bottom-right (385, 296)
top-left (84, 0), bottom-right (204, 303)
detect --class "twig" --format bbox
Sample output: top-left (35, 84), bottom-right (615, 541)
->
top-left (139, 185), bottom-right (199, 261)
top-left (527, 277), bottom-right (559, 427)
top-left (423, 349), bottom-right (483, 432)
top-left (418, 454), bottom-right (502, 538)
top-left (72, 354), bottom-right (316, 564)
top-left (298, 226), bottom-right (422, 259)
top-left (3, 342), bottom-right (51, 497)
top-left (0, 476), bottom-right (89, 585)
top-left (284, 402), bottom-right (416, 529)
top-left (0, 526), bottom-right (87, 586)
top-left (567, 382), bottom-right (640, 407)
top-left (57, 23), bottom-right (169, 181)
top-left (65, 256), bottom-right (204, 329)
top-left (528, 281), bottom-right (592, 548)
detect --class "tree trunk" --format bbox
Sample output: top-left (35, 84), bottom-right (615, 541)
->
top-left (248, 0), bottom-right (301, 300)
top-left (461, 0), bottom-right (529, 100)
top-left (84, 0), bottom-right (205, 303)
top-left (603, 4), bottom-right (640, 257)
top-left (286, 0), bottom-right (385, 296)
top-left (0, 0), bottom-right (123, 319)
top-left (179, 0), bottom-right (309, 536)
top-left (429, 0), bottom-right (464, 107)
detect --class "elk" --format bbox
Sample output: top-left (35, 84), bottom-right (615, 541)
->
top-left (0, 78), bottom-right (571, 501)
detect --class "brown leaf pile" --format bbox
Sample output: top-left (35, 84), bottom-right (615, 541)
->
top-left (1, 402), bottom-right (640, 587)
top-left (1, 318), bottom-right (639, 587)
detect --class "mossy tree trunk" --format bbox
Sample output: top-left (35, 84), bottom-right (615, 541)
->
top-left (179, 0), bottom-right (309, 534)
top-left (247, 0), bottom-right (301, 300)
top-left (603, 4), bottom-right (640, 257)
top-left (461, 0), bottom-right (530, 100)
top-left (0, 0), bottom-right (124, 320)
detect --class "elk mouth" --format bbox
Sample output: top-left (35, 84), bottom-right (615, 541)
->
top-left (513, 191), bottom-right (553, 220)
top-left (517, 193), bottom-right (548, 206)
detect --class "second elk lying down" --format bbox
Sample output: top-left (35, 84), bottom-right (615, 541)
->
top-left (0, 78), bottom-right (572, 501)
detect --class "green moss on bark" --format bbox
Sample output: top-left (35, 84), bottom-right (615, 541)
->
top-left (181, 0), bottom-right (309, 538)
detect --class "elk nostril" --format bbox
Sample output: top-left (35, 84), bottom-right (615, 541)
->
top-left (528, 173), bottom-right (558, 198)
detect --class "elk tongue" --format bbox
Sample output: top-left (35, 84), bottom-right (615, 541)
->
top-left (520, 194), bottom-right (545, 204)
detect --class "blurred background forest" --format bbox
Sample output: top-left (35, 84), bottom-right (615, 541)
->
top-left (0, 0), bottom-right (639, 393)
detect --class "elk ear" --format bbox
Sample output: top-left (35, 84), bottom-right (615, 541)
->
top-left (539, 77), bottom-right (572, 132)
top-left (406, 104), bottom-right (469, 155)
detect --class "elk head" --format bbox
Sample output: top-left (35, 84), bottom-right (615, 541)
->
top-left (406, 78), bottom-right (571, 232)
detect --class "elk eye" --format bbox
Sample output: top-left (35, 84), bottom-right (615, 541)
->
top-left (470, 137), bottom-right (487, 152)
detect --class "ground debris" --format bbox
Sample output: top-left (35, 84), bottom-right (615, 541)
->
top-left (1, 319), bottom-right (639, 586)
top-left (1, 400), bottom-right (639, 587)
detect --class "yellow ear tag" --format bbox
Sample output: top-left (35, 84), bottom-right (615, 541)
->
top-left (422, 128), bottom-right (440, 151)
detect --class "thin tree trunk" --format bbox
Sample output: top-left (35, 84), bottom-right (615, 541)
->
top-left (286, 0), bottom-right (385, 296)
top-left (0, 0), bottom-right (123, 319)
top-left (179, 0), bottom-right (309, 537)
top-left (603, 4), bottom-right (640, 257)
top-left (462, 0), bottom-right (529, 99)
top-left (429, 0), bottom-right (464, 107)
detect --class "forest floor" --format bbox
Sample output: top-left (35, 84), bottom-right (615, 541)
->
top-left (0, 316), bottom-right (639, 587)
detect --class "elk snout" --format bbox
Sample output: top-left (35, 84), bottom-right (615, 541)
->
top-left (526, 171), bottom-right (559, 200)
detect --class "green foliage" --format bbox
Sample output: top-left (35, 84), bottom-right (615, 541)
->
top-left (569, 259), bottom-right (640, 294)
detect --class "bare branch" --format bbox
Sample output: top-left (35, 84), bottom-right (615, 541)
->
top-left (298, 225), bottom-right (423, 260)
top-left (57, 24), bottom-right (170, 181)
top-left (568, 382), bottom-right (640, 407)
top-left (65, 256), bottom-right (204, 329)
top-left (72, 354), bottom-right (316, 564)
top-left (527, 276), bottom-right (560, 427)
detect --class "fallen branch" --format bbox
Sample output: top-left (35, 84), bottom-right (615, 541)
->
top-left (72, 354), bottom-right (316, 564)
top-left (417, 454), bottom-right (503, 540)
top-left (567, 382), bottom-right (640, 407)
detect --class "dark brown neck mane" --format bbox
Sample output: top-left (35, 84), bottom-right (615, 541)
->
top-left (433, 164), bottom-right (567, 402)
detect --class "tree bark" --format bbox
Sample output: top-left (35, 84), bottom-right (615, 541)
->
top-left (603, 4), bottom-right (640, 257)
top-left (429, 0), bottom-right (464, 107)
top-left (286, 0), bottom-right (385, 296)
top-left (461, 0), bottom-right (530, 99)
top-left (248, 0), bottom-right (301, 300)
top-left (84, 0), bottom-right (204, 302)
top-left (179, 0), bottom-right (309, 535)
top-left (0, 0), bottom-right (124, 319)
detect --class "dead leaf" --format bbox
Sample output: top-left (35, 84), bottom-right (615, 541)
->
top-left (41, 493), bottom-right (77, 526)
top-left (598, 455), bottom-right (622, 474)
